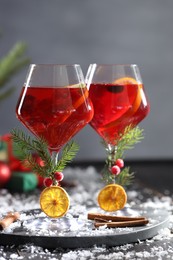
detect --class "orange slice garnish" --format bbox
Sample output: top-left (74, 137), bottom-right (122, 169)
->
top-left (40, 186), bottom-right (70, 218)
top-left (98, 184), bottom-right (127, 212)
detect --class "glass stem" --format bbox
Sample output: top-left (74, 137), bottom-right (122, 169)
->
top-left (51, 151), bottom-right (59, 185)
top-left (106, 144), bottom-right (117, 184)
top-left (51, 151), bottom-right (59, 167)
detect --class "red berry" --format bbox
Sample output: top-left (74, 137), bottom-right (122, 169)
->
top-left (43, 178), bottom-right (53, 187)
top-left (54, 172), bottom-right (64, 182)
top-left (111, 165), bottom-right (121, 175)
top-left (116, 159), bottom-right (124, 168)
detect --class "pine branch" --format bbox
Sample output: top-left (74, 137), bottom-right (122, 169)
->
top-left (11, 128), bottom-right (37, 154)
top-left (102, 165), bottom-right (115, 184)
top-left (11, 128), bottom-right (79, 179)
top-left (102, 125), bottom-right (144, 187)
top-left (116, 167), bottom-right (135, 187)
top-left (24, 153), bottom-right (49, 177)
top-left (116, 126), bottom-right (144, 159)
top-left (55, 141), bottom-right (79, 172)
top-left (11, 129), bottom-right (53, 177)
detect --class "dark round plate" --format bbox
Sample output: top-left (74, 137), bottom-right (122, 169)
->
top-left (0, 207), bottom-right (170, 249)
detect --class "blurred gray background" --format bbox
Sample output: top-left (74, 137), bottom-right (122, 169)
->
top-left (0, 0), bottom-right (173, 162)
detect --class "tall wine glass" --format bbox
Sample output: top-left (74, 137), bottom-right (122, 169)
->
top-left (86, 64), bottom-right (150, 211)
top-left (16, 64), bottom-right (93, 217)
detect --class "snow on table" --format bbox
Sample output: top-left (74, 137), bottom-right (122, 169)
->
top-left (0, 166), bottom-right (173, 259)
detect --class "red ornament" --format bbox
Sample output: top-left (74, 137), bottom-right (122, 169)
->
top-left (115, 159), bottom-right (124, 168)
top-left (43, 178), bottom-right (53, 187)
top-left (10, 159), bottom-right (31, 172)
top-left (0, 162), bottom-right (11, 187)
top-left (111, 165), bottom-right (121, 175)
top-left (54, 172), bottom-right (64, 182)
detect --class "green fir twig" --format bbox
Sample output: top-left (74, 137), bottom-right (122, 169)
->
top-left (116, 167), bottom-right (135, 186)
top-left (102, 125), bottom-right (144, 187)
top-left (11, 129), bottom-right (79, 179)
top-left (55, 141), bottom-right (80, 172)
top-left (116, 125), bottom-right (144, 159)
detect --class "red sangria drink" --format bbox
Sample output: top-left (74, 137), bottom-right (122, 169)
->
top-left (86, 65), bottom-right (150, 147)
top-left (89, 80), bottom-right (149, 146)
top-left (17, 85), bottom-right (93, 152)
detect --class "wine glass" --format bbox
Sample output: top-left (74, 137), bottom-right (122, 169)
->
top-left (86, 64), bottom-right (150, 211)
top-left (16, 64), bottom-right (93, 218)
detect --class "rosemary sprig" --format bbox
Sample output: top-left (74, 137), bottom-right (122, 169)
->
top-left (102, 125), bottom-right (144, 187)
top-left (11, 128), bottom-right (79, 179)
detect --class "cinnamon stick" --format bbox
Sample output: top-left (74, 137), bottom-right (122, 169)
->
top-left (88, 212), bottom-right (146, 222)
top-left (0, 212), bottom-right (20, 230)
top-left (94, 217), bottom-right (109, 223)
top-left (94, 219), bottom-right (149, 228)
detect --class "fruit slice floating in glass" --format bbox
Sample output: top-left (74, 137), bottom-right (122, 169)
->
top-left (100, 77), bottom-right (143, 136)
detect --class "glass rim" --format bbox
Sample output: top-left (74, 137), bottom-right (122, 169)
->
top-left (29, 63), bottom-right (81, 68)
top-left (88, 63), bottom-right (138, 67)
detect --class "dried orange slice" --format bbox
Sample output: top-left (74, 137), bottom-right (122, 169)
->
top-left (98, 184), bottom-right (127, 212)
top-left (40, 186), bottom-right (70, 218)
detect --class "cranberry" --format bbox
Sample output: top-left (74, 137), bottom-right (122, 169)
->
top-left (111, 165), bottom-right (121, 175)
top-left (54, 172), bottom-right (64, 182)
top-left (115, 159), bottom-right (124, 168)
top-left (43, 178), bottom-right (53, 187)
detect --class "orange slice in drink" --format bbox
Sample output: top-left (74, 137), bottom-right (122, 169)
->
top-left (40, 186), bottom-right (70, 218)
top-left (114, 76), bottom-right (138, 85)
top-left (73, 88), bottom-right (89, 109)
top-left (102, 77), bottom-right (142, 131)
top-left (114, 76), bottom-right (142, 116)
top-left (65, 83), bottom-right (89, 112)
top-left (57, 84), bottom-right (89, 124)
top-left (98, 184), bottom-right (127, 212)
